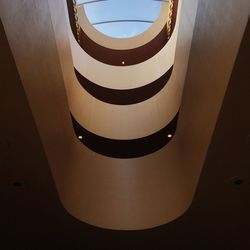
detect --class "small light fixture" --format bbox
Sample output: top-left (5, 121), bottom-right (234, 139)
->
top-left (230, 176), bottom-right (245, 186)
top-left (167, 134), bottom-right (173, 138)
top-left (78, 135), bottom-right (83, 140)
top-left (13, 181), bottom-right (22, 187)
top-left (122, 61), bottom-right (125, 65)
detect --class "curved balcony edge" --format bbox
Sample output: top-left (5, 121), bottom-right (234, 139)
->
top-left (71, 111), bottom-right (179, 158)
top-left (66, 0), bottom-right (179, 65)
top-left (74, 65), bottom-right (173, 105)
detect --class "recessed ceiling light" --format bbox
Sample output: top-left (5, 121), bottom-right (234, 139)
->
top-left (13, 182), bottom-right (22, 187)
top-left (229, 176), bottom-right (245, 186)
top-left (167, 134), bottom-right (173, 138)
top-left (78, 135), bottom-right (83, 140)
top-left (234, 179), bottom-right (244, 185)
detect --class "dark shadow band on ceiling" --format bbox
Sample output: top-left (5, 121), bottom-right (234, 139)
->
top-left (74, 66), bottom-right (173, 105)
top-left (66, 0), bottom-right (179, 66)
top-left (71, 111), bottom-right (179, 158)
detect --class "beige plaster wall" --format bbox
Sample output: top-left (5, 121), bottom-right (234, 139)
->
top-left (1, 0), bottom-right (249, 230)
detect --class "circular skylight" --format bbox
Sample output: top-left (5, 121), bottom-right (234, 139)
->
top-left (77, 0), bottom-right (165, 39)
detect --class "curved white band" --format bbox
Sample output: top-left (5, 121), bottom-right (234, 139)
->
top-left (70, 1), bottom-right (181, 90)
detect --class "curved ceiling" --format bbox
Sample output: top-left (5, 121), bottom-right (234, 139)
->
top-left (1, 0), bottom-right (250, 243)
top-left (77, 0), bottom-right (166, 38)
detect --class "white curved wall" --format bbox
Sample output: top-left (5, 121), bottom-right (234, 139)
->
top-left (67, 1), bottom-right (183, 139)
top-left (3, 0), bottom-right (248, 230)
top-left (0, 0), bottom-right (198, 230)
top-left (69, 71), bottom-right (181, 139)
top-left (71, 7), bottom-right (180, 89)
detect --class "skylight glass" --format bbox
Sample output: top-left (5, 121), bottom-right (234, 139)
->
top-left (77, 0), bottom-right (167, 38)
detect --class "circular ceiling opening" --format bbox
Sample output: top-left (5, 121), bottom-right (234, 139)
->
top-left (77, 0), bottom-right (165, 39)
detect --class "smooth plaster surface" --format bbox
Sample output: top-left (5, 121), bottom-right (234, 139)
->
top-left (0, 0), bottom-right (249, 230)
